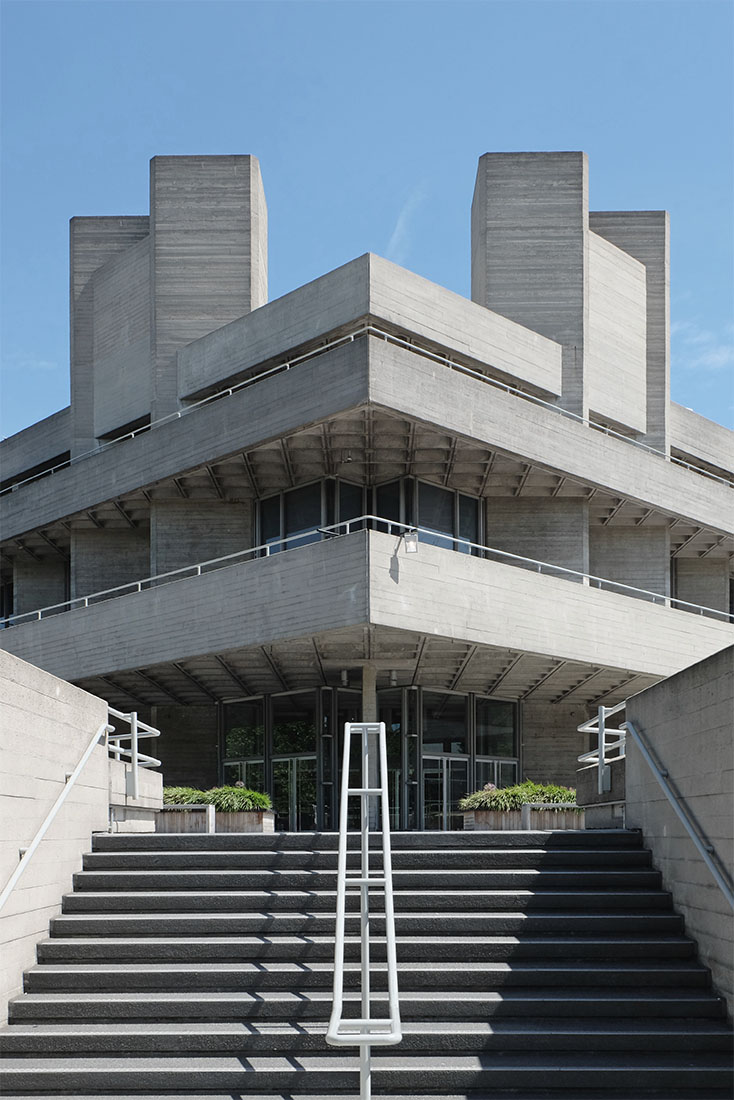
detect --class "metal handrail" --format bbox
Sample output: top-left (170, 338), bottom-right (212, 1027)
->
top-left (327, 721), bottom-right (401, 1098)
top-left (0, 719), bottom-right (113, 913)
top-left (578, 702), bottom-right (628, 794)
top-left (577, 706), bottom-right (733, 909)
top-left (108, 708), bottom-right (161, 800)
top-left (621, 720), bottom-right (734, 911)
top-left (2, 320), bottom-right (731, 499)
top-left (2, 516), bottom-right (732, 628)
top-left (0, 707), bottom-right (162, 913)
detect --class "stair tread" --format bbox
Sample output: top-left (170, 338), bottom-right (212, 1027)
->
top-left (3, 1019), bottom-right (731, 1036)
top-left (3, 1052), bottom-right (732, 1068)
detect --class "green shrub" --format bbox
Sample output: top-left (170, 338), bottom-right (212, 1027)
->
top-left (200, 786), bottom-right (272, 812)
top-left (163, 786), bottom-right (206, 805)
top-left (459, 780), bottom-right (577, 812)
top-left (163, 785), bottom-right (272, 812)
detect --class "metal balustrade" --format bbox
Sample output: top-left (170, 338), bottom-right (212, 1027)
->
top-left (2, 515), bottom-right (731, 629)
top-left (578, 705), bottom-right (734, 909)
top-left (327, 721), bottom-right (401, 1099)
top-left (0, 708), bottom-right (161, 913)
top-left (2, 320), bottom-right (731, 497)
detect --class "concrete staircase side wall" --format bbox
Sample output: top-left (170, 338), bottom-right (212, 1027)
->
top-left (626, 645), bottom-right (734, 1017)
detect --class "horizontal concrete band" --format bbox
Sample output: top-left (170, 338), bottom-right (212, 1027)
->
top-left (2, 337), bottom-right (732, 544)
top-left (1, 532), bottom-right (730, 684)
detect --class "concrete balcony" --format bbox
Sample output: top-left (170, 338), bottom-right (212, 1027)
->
top-left (1, 531), bottom-right (731, 702)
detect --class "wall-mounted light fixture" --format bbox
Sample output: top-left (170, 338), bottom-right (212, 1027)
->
top-left (403, 529), bottom-right (419, 554)
top-left (389, 670), bottom-right (398, 687)
top-left (340, 669), bottom-right (349, 687)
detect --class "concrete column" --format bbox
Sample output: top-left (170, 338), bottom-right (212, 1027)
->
top-left (150, 500), bottom-right (253, 575)
top-left (13, 557), bottom-right (68, 615)
top-left (589, 526), bottom-right (671, 599)
top-left (70, 525), bottom-right (150, 600)
top-left (361, 663), bottom-right (378, 722)
top-left (69, 216), bottom-right (150, 457)
top-left (484, 498), bottom-right (589, 576)
top-left (674, 559), bottom-right (730, 614)
top-left (472, 152), bottom-right (589, 418)
top-left (590, 212), bottom-right (670, 452)
top-left (149, 155), bottom-right (268, 420)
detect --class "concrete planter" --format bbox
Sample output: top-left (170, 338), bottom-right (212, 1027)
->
top-left (156, 808), bottom-right (275, 834)
top-left (463, 808), bottom-right (584, 831)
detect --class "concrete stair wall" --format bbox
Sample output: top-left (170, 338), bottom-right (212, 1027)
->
top-left (0, 829), bottom-right (732, 1098)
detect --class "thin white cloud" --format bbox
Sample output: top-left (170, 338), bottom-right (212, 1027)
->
top-left (385, 186), bottom-right (426, 266)
top-left (4, 353), bottom-right (58, 372)
top-left (671, 320), bottom-right (734, 371)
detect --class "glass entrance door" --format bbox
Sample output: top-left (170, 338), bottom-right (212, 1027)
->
top-left (423, 755), bottom-right (469, 830)
top-left (272, 756), bottom-right (317, 831)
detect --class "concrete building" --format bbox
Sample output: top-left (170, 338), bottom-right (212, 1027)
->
top-left (1, 152), bottom-right (732, 833)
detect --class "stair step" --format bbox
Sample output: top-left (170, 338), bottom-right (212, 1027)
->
top-left (24, 960), bottom-right (711, 993)
top-left (91, 828), bottom-right (645, 852)
top-left (2, 1018), bottom-right (731, 1055)
top-left (10, 988), bottom-right (726, 1022)
top-left (81, 848), bottom-right (652, 871)
top-left (2, 1051), bottom-right (732, 1091)
top-left (49, 910), bottom-right (685, 937)
top-left (72, 868), bottom-right (664, 891)
top-left (61, 887), bottom-right (675, 913)
top-left (37, 933), bottom-right (695, 963)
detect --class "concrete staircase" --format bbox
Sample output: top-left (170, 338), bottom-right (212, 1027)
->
top-left (1, 829), bottom-right (732, 1098)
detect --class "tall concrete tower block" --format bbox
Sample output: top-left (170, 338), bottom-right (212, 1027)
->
top-left (70, 217), bottom-right (151, 456)
top-left (471, 152), bottom-right (590, 418)
top-left (589, 211), bottom-right (670, 452)
top-left (69, 156), bottom-right (267, 454)
top-left (150, 155), bottom-right (268, 419)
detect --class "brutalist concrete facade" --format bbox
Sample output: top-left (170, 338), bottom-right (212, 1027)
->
top-left (1, 153), bottom-right (732, 831)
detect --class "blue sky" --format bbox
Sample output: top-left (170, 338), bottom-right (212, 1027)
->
top-left (1, 0), bottom-right (732, 436)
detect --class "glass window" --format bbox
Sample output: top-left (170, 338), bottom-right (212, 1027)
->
top-left (422, 691), bottom-right (468, 754)
top-left (499, 761), bottom-right (518, 788)
top-left (458, 494), bottom-right (479, 553)
top-left (339, 481), bottom-right (364, 530)
top-left (223, 701), bottom-right (264, 758)
top-left (418, 483), bottom-right (454, 549)
top-left (284, 483), bottom-right (322, 548)
top-left (260, 495), bottom-right (281, 550)
top-left (476, 699), bottom-right (516, 758)
top-left (375, 481), bottom-right (402, 532)
top-left (272, 692), bottom-right (317, 755)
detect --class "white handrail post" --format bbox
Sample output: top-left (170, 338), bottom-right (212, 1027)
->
top-left (597, 706), bottom-right (608, 795)
top-left (130, 711), bottom-right (139, 800)
top-left (360, 723), bottom-right (371, 1096)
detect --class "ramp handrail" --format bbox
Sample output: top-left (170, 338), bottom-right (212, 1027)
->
top-left (578, 705), bottom-right (733, 909)
top-left (0, 708), bottom-right (162, 913)
top-left (620, 720), bottom-right (734, 911)
top-left (0, 718), bottom-right (113, 913)
top-left (327, 721), bottom-right (401, 1098)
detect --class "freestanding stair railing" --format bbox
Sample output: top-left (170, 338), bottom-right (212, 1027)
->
top-left (327, 721), bottom-right (401, 1098)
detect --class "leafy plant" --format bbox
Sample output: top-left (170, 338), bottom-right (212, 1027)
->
top-left (201, 786), bottom-right (272, 812)
top-left (163, 786), bottom-right (206, 805)
top-left (459, 780), bottom-right (577, 812)
top-left (162, 785), bottom-right (272, 812)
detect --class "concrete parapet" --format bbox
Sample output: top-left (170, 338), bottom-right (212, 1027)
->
top-left (626, 646), bottom-right (734, 1016)
top-left (0, 650), bottom-right (162, 1021)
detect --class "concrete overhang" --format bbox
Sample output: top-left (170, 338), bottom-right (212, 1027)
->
top-left (2, 334), bottom-right (733, 546)
top-left (2, 531), bottom-right (730, 703)
top-left (177, 253), bottom-right (564, 403)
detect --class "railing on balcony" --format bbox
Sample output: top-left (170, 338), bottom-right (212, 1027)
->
top-left (2, 516), bottom-right (732, 629)
top-left (2, 322), bottom-right (731, 498)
